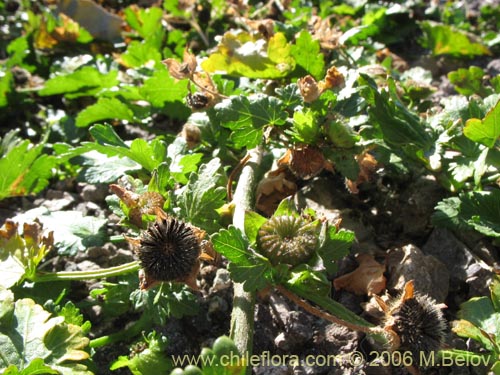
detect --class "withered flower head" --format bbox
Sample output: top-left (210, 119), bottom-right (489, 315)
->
top-left (186, 92), bottom-right (210, 110)
top-left (298, 75), bottom-right (320, 103)
top-left (377, 281), bottom-right (447, 370)
top-left (278, 146), bottom-right (328, 180)
top-left (257, 215), bottom-right (318, 266)
top-left (137, 215), bottom-right (201, 290)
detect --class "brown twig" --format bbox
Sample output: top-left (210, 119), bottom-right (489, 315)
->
top-left (227, 153), bottom-right (252, 201)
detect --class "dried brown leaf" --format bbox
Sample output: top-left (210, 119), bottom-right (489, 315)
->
top-left (333, 253), bottom-right (386, 295)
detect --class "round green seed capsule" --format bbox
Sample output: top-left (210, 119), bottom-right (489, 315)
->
top-left (257, 215), bottom-right (318, 266)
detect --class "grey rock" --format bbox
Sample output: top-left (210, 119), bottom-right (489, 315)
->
top-left (274, 311), bottom-right (313, 351)
top-left (87, 245), bottom-right (113, 259)
top-left (108, 248), bottom-right (135, 266)
top-left (398, 175), bottom-right (445, 238)
top-left (386, 244), bottom-right (450, 302)
top-left (41, 191), bottom-right (76, 211)
top-left (73, 260), bottom-right (100, 272)
top-left (210, 268), bottom-right (232, 293)
top-left (81, 183), bottom-right (109, 202)
top-left (422, 228), bottom-right (492, 297)
top-left (487, 59), bottom-right (500, 77)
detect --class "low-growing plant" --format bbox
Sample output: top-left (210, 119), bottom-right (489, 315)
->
top-left (1, 0), bottom-right (500, 374)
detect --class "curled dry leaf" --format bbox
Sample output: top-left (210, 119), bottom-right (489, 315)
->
top-left (298, 75), bottom-right (321, 103)
top-left (255, 169), bottom-right (297, 216)
top-left (163, 49), bottom-right (198, 80)
top-left (179, 122), bottom-right (202, 149)
top-left (245, 19), bottom-right (275, 39)
top-left (346, 152), bottom-right (378, 194)
top-left (0, 219), bottom-right (18, 239)
top-left (333, 253), bottom-right (386, 296)
top-left (109, 184), bottom-right (165, 227)
top-left (278, 146), bottom-right (333, 180)
top-left (0, 219), bottom-right (53, 250)
top-left (298, 67), bottom-right (344, 103)
top-left (320, 66), bottom-right (345, 90)
top-left (309, 15), bottom-right (342, 50)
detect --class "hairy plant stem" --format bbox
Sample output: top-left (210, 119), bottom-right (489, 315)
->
top-left (32, 261), bottom-right (140, 282)
top-left (229, 147), bottom-right (263, 375)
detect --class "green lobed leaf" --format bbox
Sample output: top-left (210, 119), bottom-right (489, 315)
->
top-left (290, 109), bottom-right (319, 144)
top-left (243, 211), bottom-right (267, 245)
top-left (212, 226), bottom-right (272, 292)
top-left (84, 124), bottom-right (168, 172)
top-left (0, 298), bottom-right (91, 374)
top-left (420, 21), bottom-right (491, 58)
top-left (448, 66), bottom-right (489, 97)
top-left (432, 190), bottom-right (500, 237)
top-left (464, 99), bottom-right (500, 148)
top-left (38, 66), bottom-right (118, 98)
top-left (2, 358), bottom-right (59, 375)
top-left (14, 207), bottom-right (108, 255)
top-left (275, 83), bottom-right (302, 110)
top-left (0, 140), bottom-right (56, 200)
top-left (317, 224), bottom-right (355, 275)
top-left (120, 40), bottom-right (162, 68)
top-left (110, 331), bottom-right (172, 375)
top-left (78, 152), bottom-right (142, 183)
top-left (0, 70), bottom-right (13, 108)
top-left (140, 65), bottom-right (189, 112)
top-left (176, 158), bottom-right (226, 231)
top-left (76, 97), bottom-right (135, 127)
top-left (124, 6), bottom-right (164, 42)
top-left (290, 30), bottom-right (325, 79)
top-left (215, 94), bottom-right (287, 149)
top-left (359, 74), bottom-right (434, 156)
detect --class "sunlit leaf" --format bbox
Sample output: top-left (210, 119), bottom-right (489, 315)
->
top-left (448, 66), bottom-right (489, 97)
top-left (140, 65), bottom-right (189, 116)
top-left (432, 190), bottom-right (500, 237)
top-left (290, 30), bottom-right (324, 79)
top-left (0, 140), bottom-right (55, 200)
top-left (0, 298), bottom-right (91, 374)
top-left (420, 21), bottom-right (490, 58)
top-left (212, 226), bottom-right (272, 292)
top-left (202, 31), bottom-right (295, 79)
top-left (119, 41), bottom-right (162, 69)
top-left (39, 66), bottom-right (118, 98)
top-left (75, 97), bottom-right (135, 127)
top-left (177, 159), bottom-right (226, 232)
top-left (14, 208), bottom-right (107, 255)
top-left (215, 94), bottom-right (287, 149)
top-left (464, 100), bottom-right (500, 148)
top-left (110, 331), bottom-right (172, 375)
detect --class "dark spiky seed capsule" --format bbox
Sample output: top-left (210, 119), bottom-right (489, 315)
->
top-left (390, 294), bottom-right (446, 365)
top-left (138, 218), bottom-right (200, 282)
top-left (257, 215), bottom-right (318, 266)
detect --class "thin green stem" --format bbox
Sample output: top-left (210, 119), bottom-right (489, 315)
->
top-left (229, 147), bottom-right (263, 375)
top-left (89, 313), bottom-right (151, 348)
top-left (31, 261), bottom-right (140, 283)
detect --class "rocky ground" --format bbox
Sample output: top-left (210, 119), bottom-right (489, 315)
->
top-left (3, 164), bottom-right (497, 375)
